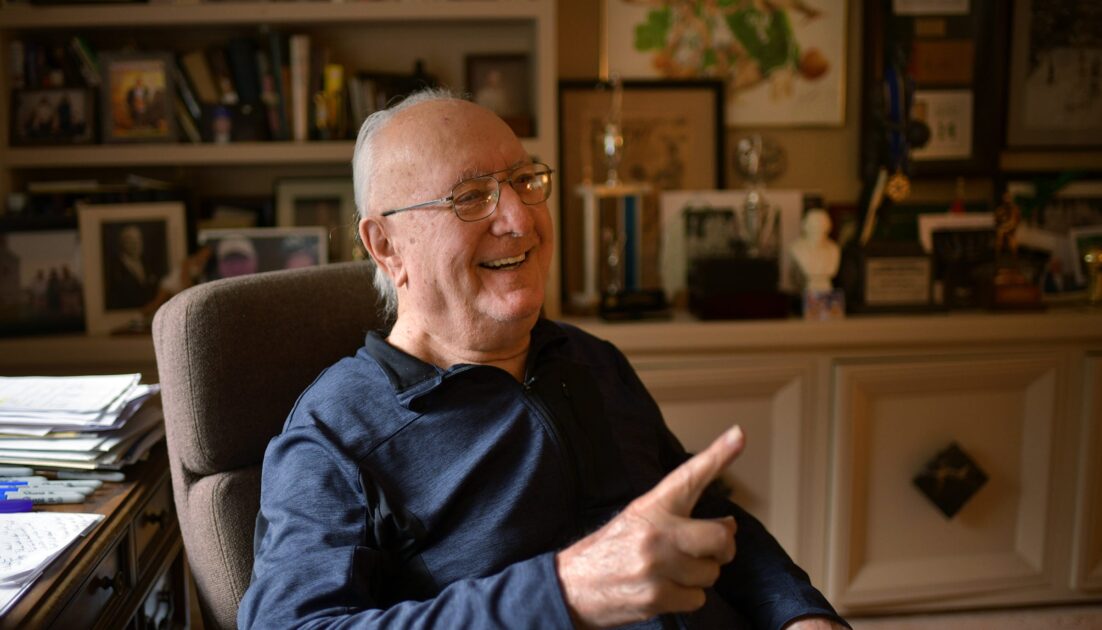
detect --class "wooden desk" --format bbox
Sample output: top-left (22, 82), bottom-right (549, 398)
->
top-left (1, 442), bottom-right (188, 629)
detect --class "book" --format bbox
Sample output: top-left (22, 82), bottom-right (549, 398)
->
top-left (206, 47), bottom-right (239, 105)
top-left (226, 37), bottom-right (261, 106)
top-left (255, 46), bottom-right (282, 140)
top-left (180, 50), bottom-right (220, 104)
top-left (175, 99), bottom-right (201, 143)
top-left (9, 40), bottom-right (25, 89)
top-left (288, 33), bottom-right (310, 142)
top-left (174, 59), bottom-right (202, 122)
top-left (68, 36), bottom-right (100, 87)
top-left (264, 28), bottom-right (290, 141)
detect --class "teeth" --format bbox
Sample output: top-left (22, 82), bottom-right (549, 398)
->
top-left (483, 252), bottom-right (526, 269)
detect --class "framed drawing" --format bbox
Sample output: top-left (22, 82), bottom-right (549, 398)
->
top-left (77, 201), bottom-right (186, 335)
top-left (9, 88), bottom-right (95, 146)
top-left (1069, 225), bottom-right (1102, 287)
top-left (466, 53), bottom-right (534, 138)
top-left (558, 79), bottom-right (724, 312)
top-left (603, 0), bottom-right (847, 126)
top-left (275, 178), bottom-right (360, 263)
top-left (198, 227), bottom-right (328, 280)
top-left (0, 225), bottom-right (84, 337)
top-left (99, 51), bottom-right (177, 143)
top-left (1006, 0), bottom-right (1102, 147)
top-left (860, 0), bottom-right (1009, 179)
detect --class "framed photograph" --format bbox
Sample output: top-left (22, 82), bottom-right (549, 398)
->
top-left (603, 0), bottom-right (847, 126)
top-left (1070, 225), bottom-right (1102, 287)
top-left (77, 202), bottom-right (187, 335)
top-left (9, 88), bottom-right (95, 146)
top-left (1006, 0), bottom-right (1102, 147)
top-left (0, 227), bottom-right (84, 337)
top-left (275, 178), bottom-right (360, 263)
top-left (860, 1), bottom-right (1009, 177)
top-left (466, 53), bottom-right (533, 137)
top-left (559, 79), bottom-right (725, 312)
top-left (198, 227), bottom-right (328, 281)
top-left (99, 51), bottom-right (177, 143)
top-left (658, 190), bottom-right (805, 299)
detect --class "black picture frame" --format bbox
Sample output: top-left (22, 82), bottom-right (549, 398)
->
top-left (9, 88), bottom-right (96, 147)
top-left (466, 53), bottom-right (534, 138)
top-left (0, 221), bottom-right (85, 337)
top-left (860, 0), bottom-right (1010, 179)
top-left (558, 79), bottom-right (725, 312)
top-left (99, 51), bottom-right (178, 144)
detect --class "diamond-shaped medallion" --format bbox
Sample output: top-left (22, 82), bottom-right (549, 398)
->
top-left (912, 442), bottom-right (988, 519)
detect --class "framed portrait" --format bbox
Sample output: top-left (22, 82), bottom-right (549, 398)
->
top-left (0, 226), bottom-right (84, 337)
top-left (466, 53), bottom-right (534, 137)
top-left (275, 178), bottom-right (360, 263)
top-left (603, 0), bottom-right (847, 126)
top-left (1006, 0), bottom-right (1102, 147)
top-left (9, 88), bottom-right (95, 146)
top-left (99, 51), bottom-right (177, 143)
top-left (860, 0), bottom-right (1009, 177)
top-left (558, 79), bottom-right (724, 312)
top-left (77, 202), bottom-right (187, 335)
top-left (198, 227), bottom-right (328, 281)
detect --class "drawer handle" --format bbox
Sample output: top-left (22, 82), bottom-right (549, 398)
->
top-left (95, 570), bottom-right (125, 593)
top-left (142, 510), bottom-right (168, 527)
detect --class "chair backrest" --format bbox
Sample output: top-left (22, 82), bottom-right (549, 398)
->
top-left (153, 262), bottom-right (380, 630)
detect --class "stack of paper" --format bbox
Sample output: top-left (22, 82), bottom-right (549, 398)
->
top-left (0, 512), bottom-right (104, 616)
top-left (0, 375), bottom-right (163, 471)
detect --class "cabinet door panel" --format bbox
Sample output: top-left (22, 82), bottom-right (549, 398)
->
top-left (637, 359), bottom-right (814, 560)
top-left (829, 354), bottom-right (1065, 610)
top-left (1073, 356), bottom-right (1102, 591)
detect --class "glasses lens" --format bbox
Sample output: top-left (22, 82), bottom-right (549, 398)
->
top-left (511, 164), bottom-right (552, 204)
top-left (452, 177), bottom-right (499, 222)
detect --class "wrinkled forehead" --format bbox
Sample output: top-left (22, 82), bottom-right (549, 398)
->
top-left (372, 100), bottom-right (525, 204)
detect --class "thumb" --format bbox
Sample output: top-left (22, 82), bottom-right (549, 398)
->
top-left (637, 425), bottom-right (745, 517)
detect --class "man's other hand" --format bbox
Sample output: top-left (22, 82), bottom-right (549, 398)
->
top-left (555, 426), bottom-right (745, 629)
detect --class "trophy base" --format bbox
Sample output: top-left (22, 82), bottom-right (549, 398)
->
top-left (689, 290), bottom-right (790, 320)
top-left (599, 289), bottom-right (671, 321)
top-left (992, 267), bottom-right (1045, 310)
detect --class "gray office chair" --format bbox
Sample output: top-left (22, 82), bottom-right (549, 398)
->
top-left (153, 262), bottom-right (381, 630)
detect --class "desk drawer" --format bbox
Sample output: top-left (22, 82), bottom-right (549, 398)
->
top-left (53, 534), bottom-right (129, 629)
top-left (135, 477), bottom-right (174, 566)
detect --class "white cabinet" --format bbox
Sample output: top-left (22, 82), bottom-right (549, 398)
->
top-left (1073, 355), bottom-right (1102, 592)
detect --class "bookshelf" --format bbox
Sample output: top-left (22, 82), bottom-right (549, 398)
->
top-left (0, 0), bottom-right (561, 352)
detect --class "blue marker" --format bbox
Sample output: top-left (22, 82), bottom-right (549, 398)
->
top-left (0, 498), bottom-right (34, 513)
top-left (2, 478), bottom-right (101, 488)
top-left (0, 483), bottom-right (94, 496)
top-left (0, 489), bottom-right (86, 504)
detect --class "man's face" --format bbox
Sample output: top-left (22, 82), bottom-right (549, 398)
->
top-left (366, 100), bottom-right (553, 340)
top-left (119, 227), bottom-right (143, 257)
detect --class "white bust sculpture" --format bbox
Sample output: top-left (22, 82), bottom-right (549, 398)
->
top-left (789, 209), bottom-right (840, 292)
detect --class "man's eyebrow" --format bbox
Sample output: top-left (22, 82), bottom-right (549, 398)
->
top-left (454, 159), bottom-right (532, 184)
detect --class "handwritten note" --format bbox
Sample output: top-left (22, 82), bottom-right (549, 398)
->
top-left (0, 513), bottom-right (103, 585)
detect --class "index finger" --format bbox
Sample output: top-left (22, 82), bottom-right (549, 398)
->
top-left (637, 425), bottom-right (745, 517)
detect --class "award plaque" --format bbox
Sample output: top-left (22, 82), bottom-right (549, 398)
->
top-left (854, 241), bottom-right (935, 312)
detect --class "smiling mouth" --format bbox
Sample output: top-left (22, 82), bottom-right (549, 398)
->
top-left (481, 250), bottom-right (529, 270)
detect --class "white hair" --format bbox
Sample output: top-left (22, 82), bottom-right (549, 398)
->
top-left (351, 87), bottom-right (464, 323)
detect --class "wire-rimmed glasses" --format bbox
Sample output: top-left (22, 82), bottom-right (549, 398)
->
top-left (381, 162), bottom-right (553, 223)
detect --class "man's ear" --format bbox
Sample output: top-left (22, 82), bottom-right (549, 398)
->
top-left (359, 217), bottom-right (407, 287)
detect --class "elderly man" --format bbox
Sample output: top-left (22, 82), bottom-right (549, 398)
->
top-left (239, 90), bottom-right (847, 629)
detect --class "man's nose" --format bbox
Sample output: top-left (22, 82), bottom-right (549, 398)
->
top-left (490, 182), bottom-right (536, 235)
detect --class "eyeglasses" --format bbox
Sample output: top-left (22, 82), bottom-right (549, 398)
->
top-left (381, 162), bottom-right (554, 223)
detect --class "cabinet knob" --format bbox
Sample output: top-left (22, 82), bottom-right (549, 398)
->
top-left (95, 570), bottom-right (125, 593)
top-left (142, 510), bottom-right (168, 527)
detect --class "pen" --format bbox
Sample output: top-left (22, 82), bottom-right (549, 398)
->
top-left (0, 484), bottom-right (95, 496)
top-left (57, 470), bottom-right (126, 482)
top-left (0, 478), bottom-right (102, 489)
top-left (0, 466), bottom-right (35, 477)
top-left (0, 489), bottom-right (86, 504)
top-left (0, 498), bottom-right (34, 513)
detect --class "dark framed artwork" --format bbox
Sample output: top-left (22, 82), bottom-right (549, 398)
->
top-left (466, 53), bottom-right (534, 138)
top-left (1005, 0), bottom-right (1102, 148)
top-left (99, 51), bottom-right (177, 143)
top-left (9, 88), bottom-right (95, 147)
top-left (275, 178), bottom-right (361, 262)
top-left (558, 79), bottom-right (725, 312)
top-left (0, 224), bottom-right (84, 337)
top-left (860, 0), bottom-right (1009, 179)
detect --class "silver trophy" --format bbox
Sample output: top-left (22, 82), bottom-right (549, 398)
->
top-left (599, 75), bottom-right (625, 186)
top-left (734, 134), bottom-right (786, 258)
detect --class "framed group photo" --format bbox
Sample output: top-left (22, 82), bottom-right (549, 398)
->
top-left (198, 227), bottom-right (328, 281)
top-left (77, 201), bottom-right (187, 335)
top-left (9, 88), bottom-right (95, 146)
top-left (0, 227), bottom-right (84, 337)
top-left (275, 178), bottom-right (360, 263)
top-left (99, 51), bottom-right (177, 143)
top-left (558, 79), bottom-right (725, 312)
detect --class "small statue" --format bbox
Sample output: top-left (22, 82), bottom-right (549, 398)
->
top-left (994, 192), bottom-right (1021, 258)
top-left (789, 209), bottom-right (840, 292)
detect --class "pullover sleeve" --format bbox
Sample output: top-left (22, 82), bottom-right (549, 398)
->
top-left (237, 425), bottom-right (574, 629)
